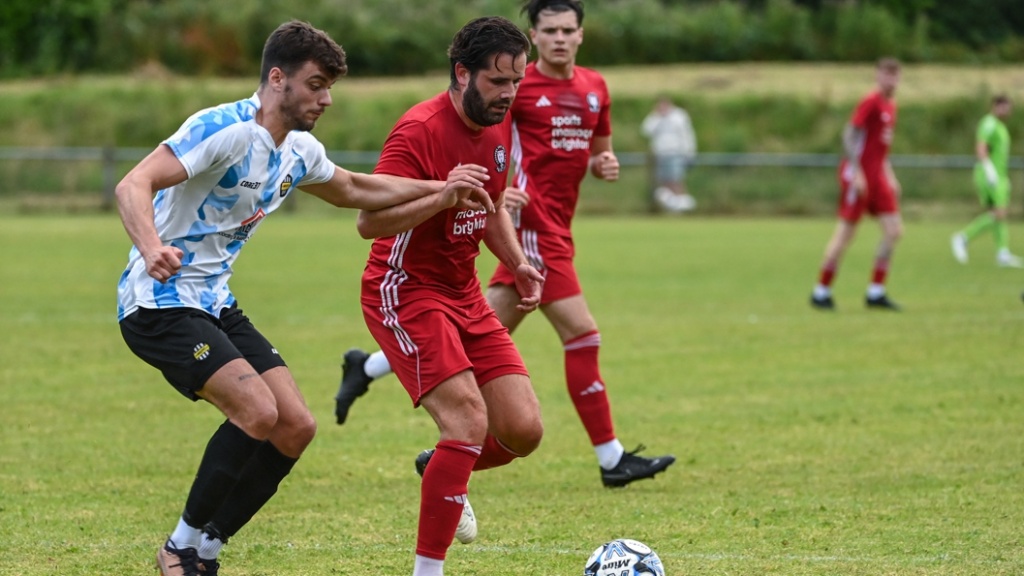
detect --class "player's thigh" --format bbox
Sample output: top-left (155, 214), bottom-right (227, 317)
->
top-left (363, 299), bottom-right (474, 406)
top-left (218, 305), bottom-right (308, 429)
top-left (989, 179), bottom-right (1011, 209)
top-left (218, 304), bottom-right (310, 442)
top-left (533, 237), bottom-right (581, 305)
top-left (480, 373), bottom-right (543, 453)
top-left (462, 298), bottom-right (530, 386)
top-left (199, 358), bottom-right (278, 436)
top-left (836, 171), bottom-right (865, 223)
top-left (541, 294), bottom-right (598, 342)
top-left (485, 283), bottom-right (529, 332)
top-left (866, 177), bottom-right (899, 216)
top-left (419, 370), bottom-right (488, 443)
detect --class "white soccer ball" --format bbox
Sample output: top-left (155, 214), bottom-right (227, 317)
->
top-left (583, 538), bottom-right (665, 576)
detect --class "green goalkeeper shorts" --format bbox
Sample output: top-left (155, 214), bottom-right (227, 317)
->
top-left (974, 166), bottom-right (1011, 208)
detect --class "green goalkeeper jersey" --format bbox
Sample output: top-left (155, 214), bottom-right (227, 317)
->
top-left (977, 113), bottom-right (1010, 177)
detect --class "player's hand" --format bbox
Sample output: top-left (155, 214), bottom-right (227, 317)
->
top-left (144, 246), bottom-right (184, 283)
top-left (853, 169), bottom-right (867, 195)
top-left (513, 263), bottom-right (544, 312)
top-left (442, 164), bottom-right (493, 212)
top-left (983, 159), bottom-right (999, 187)
top-left (591, 151), bottom-right (620, 182)
top-left (501, 187), bottom-right (530, 213)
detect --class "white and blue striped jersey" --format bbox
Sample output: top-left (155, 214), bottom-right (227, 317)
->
top-left (117, 93), bottom-right (336, 321)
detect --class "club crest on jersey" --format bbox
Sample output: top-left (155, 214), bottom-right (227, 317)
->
top-left (586, 92), bottom-right (600, 113)
top-left (494, 145), bottom-right (507, 173)
top-left (279, 174), bottom-right (293, 197)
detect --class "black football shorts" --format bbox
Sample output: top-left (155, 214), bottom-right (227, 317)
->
top-left (119, 304), bottom-right (287, 400)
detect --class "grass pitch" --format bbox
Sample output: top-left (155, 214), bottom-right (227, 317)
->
top-left (2, 213), bottom-right (1023, 575)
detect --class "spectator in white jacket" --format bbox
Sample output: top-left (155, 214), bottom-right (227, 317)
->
top-left (642, 95), bottom-right (697, 212)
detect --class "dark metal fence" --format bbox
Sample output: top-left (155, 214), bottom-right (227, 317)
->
top-left (1, 147), bottom-right (1021, 214)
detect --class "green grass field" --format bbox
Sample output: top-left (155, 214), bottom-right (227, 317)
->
top-left (2, 213), bottom-right (1023, 575)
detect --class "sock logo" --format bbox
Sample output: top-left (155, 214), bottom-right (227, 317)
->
top-left (580, 381), bottom-right (605, 396)
top-left (444, 494), bottom-right (469, 504)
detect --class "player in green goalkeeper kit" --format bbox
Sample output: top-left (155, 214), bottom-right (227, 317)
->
top-left (951, 94), bottom-right (1021, 267)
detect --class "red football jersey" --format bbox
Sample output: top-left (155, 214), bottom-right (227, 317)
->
top-left (510, 62), bottom-right (611, 238)
top-left (362, 92), bottom-right (512, 306)
top-left (848, 90), bottom-right (897, 177)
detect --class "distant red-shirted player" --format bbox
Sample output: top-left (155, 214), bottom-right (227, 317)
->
top-left (353, 16), bottom-right (543, 576)
top-left (811, 57), bottom-right (903, 311)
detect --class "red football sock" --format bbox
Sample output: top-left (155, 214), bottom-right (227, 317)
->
top-left (473, 434), bottom-right (521, 471)
top-left (416, 440), bottom-right (479, 560)
top-left (871, 257), bottom-right (889, 285)
top-left (564, 331), bottom-right (615, 446)
top-left (818, 258), bottom-right (837, 286)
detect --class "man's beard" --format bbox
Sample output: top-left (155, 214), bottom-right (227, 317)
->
top-left (282, 84), bottom-right (317, 132)
top-left (463, 78), bottom-right (510, 127)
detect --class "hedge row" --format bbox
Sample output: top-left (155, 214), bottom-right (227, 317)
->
top-left (3, 0), bottom-right (1024, 79)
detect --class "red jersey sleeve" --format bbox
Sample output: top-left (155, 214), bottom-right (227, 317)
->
top-left (849, 93), bottom-right (877, 129)
top-left (595, 78), bottom-right (612, 138)
top-left (375, 120), bottom-right (435, 180)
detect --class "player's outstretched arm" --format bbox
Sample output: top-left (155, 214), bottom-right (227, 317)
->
top-left (302, 163), bottom-right (489, 211)
top-left (354, 164), bottom-right (495, 239)
top-left (115, 144), bottom-right (188, 283)
top-left (841, 123), bottom-right (867, 193)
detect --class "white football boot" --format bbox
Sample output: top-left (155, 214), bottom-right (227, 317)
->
top-left (455, 499), bottom-right (477, 544)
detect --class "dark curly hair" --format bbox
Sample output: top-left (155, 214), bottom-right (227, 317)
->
top-left (447, 16), bottom-right (531, 90)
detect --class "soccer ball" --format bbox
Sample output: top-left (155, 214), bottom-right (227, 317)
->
top-left (583, 539), bottom-right (665, 576)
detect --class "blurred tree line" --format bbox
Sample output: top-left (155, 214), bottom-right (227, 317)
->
top-left (1, 0), bottom-right (1022, 78)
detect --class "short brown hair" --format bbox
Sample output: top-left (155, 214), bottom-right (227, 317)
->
top-left (877, 57), bottom-right (901, 73)
top-left (260, 20), bottom-right (347, 84)
top-left (993, 94), bottom-right (1011, 106)
top-left (522, 0), bottom-right (585, 27)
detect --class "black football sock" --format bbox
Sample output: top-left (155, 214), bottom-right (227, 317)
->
top-left (181, 420), bottom-right (263, 529)
top-left (205, 440), bottom-right (298, 539)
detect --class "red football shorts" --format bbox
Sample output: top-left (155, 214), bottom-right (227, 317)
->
top-left (837, 162), bottom-right (899, 223)
top-left (488, 229), bottom-right (582, 304)
top-left (362, 294), bottom-right (527, 406)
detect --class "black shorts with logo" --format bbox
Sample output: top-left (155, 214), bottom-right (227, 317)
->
top-left (119, 304), bottom-right (287, 401)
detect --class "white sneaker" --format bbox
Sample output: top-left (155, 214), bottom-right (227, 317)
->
top-left (997, 252), bottom-right (1024, 268)
top-left (950, 233), bottom-right (968, 264)
top-left (455, 499), bottom-right (477, 544)
top-left (654, 187), bottom-right (677, 212)
top-left (672, 193), bottom-right (696, 212)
